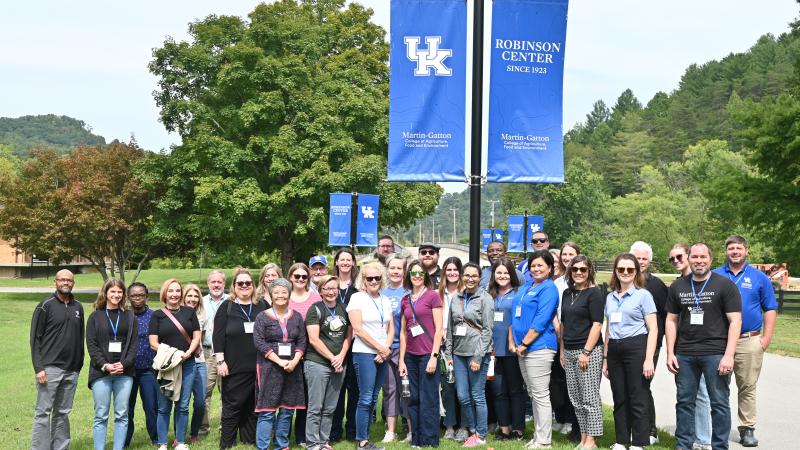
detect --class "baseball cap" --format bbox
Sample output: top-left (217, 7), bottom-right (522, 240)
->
top-left (418, 242), bottom-right (440, 252)
top-left (309, 255), bottom-right (328, 267)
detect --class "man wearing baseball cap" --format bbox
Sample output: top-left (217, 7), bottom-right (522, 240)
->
top-left (418, 242), bottom-right (442, 287)
top-left (309, 255), bottom-right (329, 293)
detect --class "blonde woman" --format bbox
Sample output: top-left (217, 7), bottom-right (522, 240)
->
top-left (182, 284), bottom-right (207, 443)
top-left (256, 263), bottom-right (283, 306)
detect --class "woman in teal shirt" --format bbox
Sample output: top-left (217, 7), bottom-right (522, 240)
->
top-left (511, 250), bottom-right (559, 449)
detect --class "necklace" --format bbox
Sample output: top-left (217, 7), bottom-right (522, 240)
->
top-left (569, 289), bottom-right (584, 306)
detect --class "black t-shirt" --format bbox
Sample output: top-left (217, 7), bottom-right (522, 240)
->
top-left (103, 308), bottom-right (130, 361)
top-left (644, 272), bottom-right (669, 348)
top-left (305, 301), bottom-right (350, 366)
top-left (213, 300), bottom-right (267, 374)
top-left (666, 272), bottom-right (741, 356)
top-left (338, 285), bottom-right (358, 306)
top-left (149, 307), bottom-right (200, 352)
top-left (561, 287), bottom-right (605, 350)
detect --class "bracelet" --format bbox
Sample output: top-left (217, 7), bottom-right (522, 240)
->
top-left (582, 348), bottom-right (592, 356)
top-left (521, 341), bottom-right (531, 347)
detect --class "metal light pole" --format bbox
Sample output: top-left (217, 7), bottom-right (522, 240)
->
top-left (488, 200), bottom-right (500, 228)
top-left (468, 0), bottom-right (485, 264)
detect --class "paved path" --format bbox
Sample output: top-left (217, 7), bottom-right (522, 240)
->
top-left (600, 351), bottom-right (800, 449)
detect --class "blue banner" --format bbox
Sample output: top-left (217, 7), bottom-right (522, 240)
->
top-left (356, 194), bottom-right (380, 247)
top-left (487, 0), bottom-right (569, 183)
top-left (507, 216), bottom-right (526, 252)
top-left (388, 0), bottom-right (467, 181)
top-left (481, 228), bottom-right (493, 251)
top-left (527, 215), bottom-right (545, 251)
top-left (493, 229), bottom-right (504, 243)
top-left (328, 193), bottom-right (352, 247)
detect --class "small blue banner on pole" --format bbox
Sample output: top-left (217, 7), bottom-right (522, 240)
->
top-left (481, 228), bottom-right (493, 251)
top-left (487, 0), bottom-right (569, 183)
top-left (527, 215), bottom-right (545, 251)
top-left (493, 229), bottom-right (504, 243)
top-left (507, 216), bottom-right (525, 252)
top-left (388, 0), bottom-right (468, 181)
top-left (356, 194), bottom-right (380, 247)
top-left (328, 193), bottom-right (352, 247)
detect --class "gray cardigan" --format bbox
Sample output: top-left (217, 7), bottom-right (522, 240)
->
top-left (445, 287), bottom-right (494, 364)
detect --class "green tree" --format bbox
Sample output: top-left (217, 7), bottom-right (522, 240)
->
top-left (148, 0), bottom-right (441, 269)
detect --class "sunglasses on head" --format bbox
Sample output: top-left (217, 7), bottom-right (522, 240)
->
top-left (669, 254), bottom-right (685, 263)
top-left (365, 275), bottom-right (382, 282)
top-left (615, 267), bottom-right (636, 275)
top-left (570, 266), bottom-right (588, 274)
top-left (236, 280), bottom-right (253, 287)
top-left (531, 238), bottom-right (548, 244)
top-left (419, 249), bottom-right (437, 256)
top-left (293, 274), bottom-right (308, 280)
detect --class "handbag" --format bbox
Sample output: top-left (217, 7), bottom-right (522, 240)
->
top-left (162, 308), bottom-right (201, 357)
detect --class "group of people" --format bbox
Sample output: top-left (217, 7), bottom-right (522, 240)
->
top-left (29, 233), bottom-right (777, 450)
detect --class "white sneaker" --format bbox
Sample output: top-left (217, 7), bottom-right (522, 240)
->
top-left (158, 446), bottom-right (168, 450)
top-left (650, 435), bottom-right (660, 445)
top-left (175, 444), bottom-right (190, 450)
top-left (559, 423), bottom-right (572, 435)
top-left (629, 447), bottom-right (644, 450)
top-left (403, 433), bottom-right (413, 443)
top-left (551, 422), bottom-right (564, 433)
top-left (382, 431), bottom-right (396, 443)
top-left (610, 444), bottom-right (626, 450)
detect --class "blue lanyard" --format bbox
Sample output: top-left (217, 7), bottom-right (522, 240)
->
top-left (727, 266), bottom-right (747, 287)
top-left (369, 294), bottom-right (385, 328)
top-left (322, 302), bottom-right (338, 320)
top-left (274, 311), bottom-right (288, 342)
top-left (339, 285), bottom-right (350, 305)
top-left (691, 276), bottom-right (711, 308)
top-left (105, 308), bottom-right (120, 341)
top-left (238, 302), bottom-right (253, 321)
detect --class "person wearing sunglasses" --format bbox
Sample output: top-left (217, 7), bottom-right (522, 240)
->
top-left (347, 262), bottom-right (394, 450)
top-left (254, 278), bottom-right (308, 450)
top-left (445, 262), bottom-right (494, 448)
top-left (437, 256), bottom-right (468, 442)
top-left (629, 241), bottom-right (669, 446)
top-left (517, 231), bottom-right (551, 284)
top-left (380, 254), bottom-right (410, 443)
top-left (602, 253), bottom-right (658, 450)
top-left (559, 255), bottom-right (605, 450)
top-left (487, 258), bottom-right (525, 441)
top-left (398, 259), bottom-right (444, 448)
top-left (417, 242), bottom-right (442, 287)
top-left (511, 250), bottom-right (559, 449)
top-left (331, 248), bottom-right (360, 442)
top-left (286, 262), bottom-right (321, 446)
top-left (669, 243), bottom-right (691, 278)
top-left (213, 268), bottom-right (267, 449)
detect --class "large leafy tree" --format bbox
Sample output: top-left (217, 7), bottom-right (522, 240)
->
top-left (0, 141), bottom-right (155, 282)
top-left (149, 0), bottom-right (440, 268)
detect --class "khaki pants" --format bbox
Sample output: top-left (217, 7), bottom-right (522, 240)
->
top-left (734, 335), bottom-right (764, 429)
top-left (200, 347), bottom-right (220, 435)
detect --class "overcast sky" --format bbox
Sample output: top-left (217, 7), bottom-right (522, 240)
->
top-left (2, 0), bottom-right (797, 161)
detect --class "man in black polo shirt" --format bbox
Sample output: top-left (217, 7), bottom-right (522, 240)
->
top-left (30, 269), bottom-right (85, 450)
top-left (666, 243), bottom-right (742, 450)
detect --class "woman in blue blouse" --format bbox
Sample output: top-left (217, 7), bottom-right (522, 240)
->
top-left (511, 250), bottom-right (559, 449)
top-left (602, 253), bottom-right (657, 450)
top-left (487, 258), bottom-right (524, 440)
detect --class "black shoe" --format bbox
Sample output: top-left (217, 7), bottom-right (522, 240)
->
top-left (357, 442), bottom-right (384, 450)
top-left (510, 430), bottom-right (525, 441)
top-left (740, 427), bottom-right (759, 447)
top-left (494, 429), bottom-right (510, 441)
top-left (567, 428), bottom-right (581, 443)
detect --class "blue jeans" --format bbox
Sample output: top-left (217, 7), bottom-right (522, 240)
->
top-left (190, 361), bottom-right (207, 438)
top-left (156, 359), bottom-right (196, 445)
top-left (406, 354), bottom-right (441, 447)
top-left (675, 354), bottom-right (731, 450)
top-left (256, 409), bottom-right (294, 450)
top-left (352, 352), bottom-right (389, 441)
top-left (453, 355), bottom-right (489, 437)
top-left (695, 374), bottom-right (712, 445)
top-left (126, 368), bottom-right (159, 446)
top-left (91, 375), bottom-right (133, 450)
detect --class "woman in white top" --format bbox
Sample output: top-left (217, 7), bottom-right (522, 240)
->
top-left (347, 262), bottom-right (394, 450)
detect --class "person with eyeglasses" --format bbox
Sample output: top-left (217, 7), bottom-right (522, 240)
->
top-left (309, 256), bottom-right (329, 293)
top-left (347, 262), bottom-right (394, 450)
top-left (256, 263), bottom-right (283, 307)
top-left (304, 275), bottom-right (352, 450)
top-left (668, 243), bottom-right (711, 450)
top-left (200, 269), bottom-right (228, 438)
top-left (398, 259), bottom-right (444, 448)
top-left (511, 250), bottom-right (559, 449)
top-left (213, 268), bottom-right (267, 449)
top-left (380, 254), bottom-right (410, 443)
top-left (480, 241), bottom-right (525, 289)
top-left (180, 284), bottom-right (208, 445)
top-left (331, 248), bottom-right (360, 442)
top-left (86, 278), bottom-right (137, 450)
top-left (602, 253), bottom-right (658, 450)
top-left (417, 242), bottom-right (442, 287)
top-left (438, 257), bottom-right (468, 442)
top-left (286, 262), bottom-right (321, 446)
top-left (487, 258), bottom-right (525, 441)
top-left (254, 278), bottom-right (308, 450)
top-left (559, 256), bottom-right (605, 450)
top-left (376, 235), bottom-right (397, 264)
top-left (148, 279), bottom-right (201, 450)
top-left (445, 262), bottom-right (494, 448)
top-left (125, 282), bottom-right (159, 447)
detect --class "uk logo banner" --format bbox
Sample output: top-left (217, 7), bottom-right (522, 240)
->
top-left (356, 194), bottom-right (380, 247)
top-left (388, 0), bottom-right (467, 181)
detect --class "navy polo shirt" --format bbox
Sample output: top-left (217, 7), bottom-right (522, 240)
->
top-left (713, 263), bottom-right (777, 333)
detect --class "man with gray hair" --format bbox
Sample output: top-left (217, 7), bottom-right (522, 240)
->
top-left (630, 241), bottom-right (669, 445)
top-left (199, 270), bottom-right (229, 436)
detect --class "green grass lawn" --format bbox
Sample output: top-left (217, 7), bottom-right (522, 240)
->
top-left (0, 268), bottom-right (235, 290)
top-left (1, 293), bottom-right (680, 450)
top-left (770, 316), bottom-right (800, 357)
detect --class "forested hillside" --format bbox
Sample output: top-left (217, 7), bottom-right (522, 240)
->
top-left (0, 115), bottom-right (106, 157)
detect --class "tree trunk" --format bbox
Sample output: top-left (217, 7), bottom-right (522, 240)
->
top-left (131, 252), bottom-right (150, 283)
top-left (93, 256), bottom-right (109, 282)
top-left (279, 228), bottom-right (294, 274)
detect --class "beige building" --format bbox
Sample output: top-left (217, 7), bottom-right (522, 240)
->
top-left (0, 238), bottom-right (94, 278)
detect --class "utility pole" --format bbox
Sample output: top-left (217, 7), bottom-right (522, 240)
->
top-left (431, 216), bottom-right (436, 244)
top-left (450, 207), bottom-right (457, 243)
top-left (488, 200), bottom-right (501, 228)
top-left (418, 222), bottom-right (423, 244)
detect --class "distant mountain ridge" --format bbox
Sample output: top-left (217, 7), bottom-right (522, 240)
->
top-left (0, 114), bottom-right (106, 157)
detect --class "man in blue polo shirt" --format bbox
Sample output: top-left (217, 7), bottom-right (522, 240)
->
top-left (713, 235), bottom-right (777, 448)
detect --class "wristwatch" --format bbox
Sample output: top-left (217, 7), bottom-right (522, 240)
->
top-left (217, 360), bottom-right (225, 365)
top-left (431, 352), bottom-right (439, 358)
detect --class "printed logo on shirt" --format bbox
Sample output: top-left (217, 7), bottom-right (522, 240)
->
top-left (741, 277), bottom-right (753, 289)
top-left (677, 290), bottom-right (716, 305)
top-left (74, 310), bottom-right (81, 319)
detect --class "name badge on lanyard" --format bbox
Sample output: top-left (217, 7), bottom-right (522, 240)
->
top-left (410, 323), bottom-right (424, 337)
top-left (454, 324), bottom-right (467, 336)
top-left (278, 343), bottom-right (292, 357)
top-left (329, 316), bottom-right (344, 331)
top-left (609, 312), bottom-right (622, 323)
top-left (108, 341), bottom-right (122, 353)
top-left (690, 308), bottom-right (704, 326)
top-left (243, 322), bottom-right (255, 334)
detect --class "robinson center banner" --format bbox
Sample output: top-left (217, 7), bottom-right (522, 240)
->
top-left (487, 0), bottom-right (569, 183)
top-left (388, 0), bottom-right (467, 181)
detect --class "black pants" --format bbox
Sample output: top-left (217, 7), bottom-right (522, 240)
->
top-left (293, 370), bottom-right (307, 445)
top-left (551, 352), bottom-right (578, 428)
top-left (331, 352), bottom-right (359, 440)
top-left (219, 371), bottom-right (257, 449)
top-left (647, 347), bottom-right (661, 437)
top-left (607, 334), bottom-right (650, 447)
top-left (489, 355), bottom-right (526, 431)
